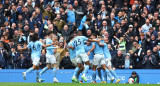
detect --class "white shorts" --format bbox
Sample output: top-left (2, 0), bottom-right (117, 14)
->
top-left (32, 57), bottom-right (40, 66)
top-left (76, 53), bottom-right (89, 63)
top-left (46, 55), bottom-right (56, 64)
top-left (93, 54), bottom-right (105, 66)
top-left (105, 58), bottom-right (112, 67)
top-left (71, 58), bottom-right (77, 66)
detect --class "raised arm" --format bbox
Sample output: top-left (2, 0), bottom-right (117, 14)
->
top-left (40, 0), bottom-right (45, 12)
top-left (114, 36), bottom-right (120, 43)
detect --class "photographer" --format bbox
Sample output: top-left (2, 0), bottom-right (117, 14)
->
top-left (128, 71), bottom-right (139, 84)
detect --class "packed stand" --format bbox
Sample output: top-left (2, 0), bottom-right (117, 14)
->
top-left (0, 0), bottom-right (160, 69)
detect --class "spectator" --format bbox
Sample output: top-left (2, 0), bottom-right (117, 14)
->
top-left (54, 47), bottom-right (60, 69)
top-left (6, 46), bottom-right (17, 69)
top-left (13, 30), bottom-right (20, 45)
top-left (55, 24), bottom-right (76, 42)
top-left (23, 42), bottom-right (31, 68)
top-left (0, 0), bottom-right (160, 70)
top-left (141, 19), bottom-right (152, 34)
top-left (108, 43), bottom-right (116, 57)
top-left (111, 50), bottom-right (124, 69)
top-left (0, 42), bottom-right (7, 69)
top-left (16, 53), bottom-right (27, 69)
top-left (59, 6), bottom-right (67, 23)
top-left (100, 20), bottom-right (113, 39)
top-left (152, 47), bottom-right (159, 68)
top-left (53, 14), bottom-right (66, 31)
top-left (73, 0), bottom-right (84, 27)
top-left (66, 4), bottom-right (75, 28)
top-left (145, 0), bottom-right (154, 14)
top-left (107, 13), bottom-right (117, 28)
top-left (60, 52), bottom-right (75, 69)
top-left (40, 0), bottom-right (55, 20)
top-left (56, 38), bottom-right (68, 61)
top-left (18, 29), bottom-right (26, 44)
top-left (94, 14), bottom-right (102, 30)
top-left (39, 49), bottom-right (46, 69)
top-left (114, 36), bottom-right (126, 54)
top-left (139, 33), bottom-right (150, 57)
top-left (142, 50), bottom-right (157, 69)
top-left (121, 53), bottom-right (134, 69)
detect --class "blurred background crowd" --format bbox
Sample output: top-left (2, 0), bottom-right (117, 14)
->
top-left (0, 0), bottom-right (160, 69)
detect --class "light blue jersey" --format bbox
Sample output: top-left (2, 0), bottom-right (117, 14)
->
top-left (101, 40), bottom-right (111, 59)
top-left (84, 44), bottom-right (94, 60)
top-left (68, 41), bottom-right (76, 60)
top-left (92, 42), bottom-right (103, 55)
top-left (73, 36), bottom-right (88, 55)
top-left (27, 41), bottom-right (43, 58)
top-left (46, 38), bottom-right (54, 55)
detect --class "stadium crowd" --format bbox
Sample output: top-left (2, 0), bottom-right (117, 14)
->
top-left (0, 0), bottom-right (160, 70)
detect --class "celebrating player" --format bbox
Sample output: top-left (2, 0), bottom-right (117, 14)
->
top-left (70, 31), bottom-right (99, 82)
top-left (68, 35), bottom-right (84, 83)
top-left (90, 33), bottom-right (113, 83)
top-left (38, 31), bottom-right (59, 83)
top-left (18, 33), bottom-right (54, 82)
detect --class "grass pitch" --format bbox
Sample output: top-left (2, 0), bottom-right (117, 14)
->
top-left (0, 83), bottom-right (159, 86)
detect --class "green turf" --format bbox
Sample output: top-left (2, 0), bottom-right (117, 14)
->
top-left (0, 83), bottom-right (159, 86)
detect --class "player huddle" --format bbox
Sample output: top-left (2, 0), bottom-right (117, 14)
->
top-left (18, 31), bottom-right (121, 83)
top-left (68, 31), bottom-right (120, 83)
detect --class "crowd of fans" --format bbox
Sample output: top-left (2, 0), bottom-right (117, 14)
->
top-left (0, 0), bottom-right (160, 69)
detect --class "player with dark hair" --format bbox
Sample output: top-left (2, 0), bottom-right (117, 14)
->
top-left (38, 31), bottom-right (59, 83)
top-left (18, 33), bottom-right (54, 82)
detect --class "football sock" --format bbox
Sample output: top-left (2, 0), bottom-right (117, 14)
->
top-left (36, 70), bottom-right (39, 78)
top-left (98, 70), bottom-right (103, 81)
top-left (39, 67), bottom-right (48, 77)
top-left (105, 69), bottom-right (112, 79)
top-left (53, 67), bottom-right (57, 78)
top-left (83, 65), bottom-right (89, 76)
top-left (92, 71), bottom-right (96, 81)
top-left (110, 69), bottom-right (119, 80)
top-left (73, 67), bottom-right (79, 77)
top-left (103, 70), bottom-right (107, 82)
top-left (76, 72), bottom-right (79, 80)
top-left (26, 67), bottom-right (34, 74)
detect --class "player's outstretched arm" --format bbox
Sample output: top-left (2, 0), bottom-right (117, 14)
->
top-left (47, 46), bottom-right (59, 49)
top-left (88, 38), bottom-right (101, 42)
top-left (43, 42), bottom-right (54, 48)
top-left (18, 47), bottom-right (28, 51)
